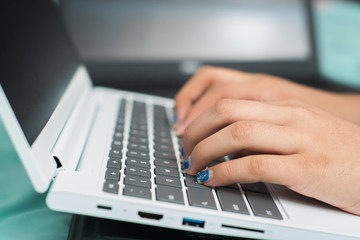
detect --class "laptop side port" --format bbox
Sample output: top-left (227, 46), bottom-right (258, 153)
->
top-left (138, 211), bottom-right (163, 220)
top-left (182, 218), bottom-right (205, 228)
top-left (221, 224), bottom-right (264, 234)
top-left (97, 205), bottom-right (112, 210)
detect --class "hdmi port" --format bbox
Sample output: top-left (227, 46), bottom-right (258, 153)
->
top-left (138, 211), bottom-right (163, 220)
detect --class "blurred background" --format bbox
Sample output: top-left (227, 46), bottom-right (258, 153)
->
top-left (58, 0), bottom-right (360, 93)
top-left (316, 0), bottom-right (360, 90)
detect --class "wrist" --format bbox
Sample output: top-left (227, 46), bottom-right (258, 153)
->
top-left (336, 94), bottom-right (360, 125)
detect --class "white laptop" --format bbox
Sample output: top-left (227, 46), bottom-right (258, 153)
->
top-left (0, 0), bottom-right (359, 239)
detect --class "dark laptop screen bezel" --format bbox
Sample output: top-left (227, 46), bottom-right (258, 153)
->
top-left (0, 0), bottom-right (80, 145)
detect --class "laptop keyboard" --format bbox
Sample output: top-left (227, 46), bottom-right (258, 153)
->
top-left (103, 99), bottom-right (282, 220)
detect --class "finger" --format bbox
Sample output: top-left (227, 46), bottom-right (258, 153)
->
top-left (176, 84), bottom-right (225, 135)
top-left (185, 120), bottom-right (301, 175)
top-left (175, 67), bottom-right (218, 125)
top-left (175, 66), bottom-right (253, 125)
top-left (183, 99), bottom-right (293, 157)
top-left (196, 154), bottom-right (300, 187)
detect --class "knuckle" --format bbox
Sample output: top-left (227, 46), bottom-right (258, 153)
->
top-left (248, 157), bottom-right (269, 178)
top-left (291, 105), bottom-right (316, 120)
top-left (223, 161), bottom-right (237, 181)
top-left (230, 121), bottom-right (253, 141)
top-left (213, 99), bottom-right (235, 117)
top-left (198, 65), bottom-right (215, 75)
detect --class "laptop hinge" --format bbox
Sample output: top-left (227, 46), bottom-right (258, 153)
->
top-left (51, 87), bottom-right (98, 177)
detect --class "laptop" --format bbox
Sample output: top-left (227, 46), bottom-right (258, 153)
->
top-left (61, 0), bottom-right (319, 89)
top-left (0, 0), bottom-right (359, 239)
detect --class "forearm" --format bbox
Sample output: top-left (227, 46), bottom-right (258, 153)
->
top-left (290, 83), bottom-right (360, 125)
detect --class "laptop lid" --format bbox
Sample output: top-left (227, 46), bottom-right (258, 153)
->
top-left (0, 0), bottom-right (88, 192)
top-left (61, 0), bottom-right (318, 88)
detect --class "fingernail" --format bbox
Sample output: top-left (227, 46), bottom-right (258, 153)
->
top-left (181, 157), bottom-right (190, 172)
top-left (173, 114), bottom-right (177, 124)
top-left (176, 124), bottom-right (184, 136)
top-left (180, 146), bottom-right (185, 158)
top-left (196, 169), bottom-right (212, 184)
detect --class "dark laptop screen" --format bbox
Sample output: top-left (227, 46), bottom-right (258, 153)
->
top-left (0, 0), bottom-right (79, 145)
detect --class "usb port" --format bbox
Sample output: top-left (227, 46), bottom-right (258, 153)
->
top-left (182, 218), bottom-right (205, 228)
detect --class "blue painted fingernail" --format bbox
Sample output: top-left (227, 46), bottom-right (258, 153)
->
top-left (181, 157), bottom-right (190, 172)
top-left (173, 114), bottom-right (177, 123)
top-left (180, 147), bottom-right (185, 158)
top-left (196, 169), bottom-right (211, 184)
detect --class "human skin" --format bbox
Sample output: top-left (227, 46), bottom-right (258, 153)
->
top-left (175, 66), bottom-right (360, 215)
top-left (175, 66), bottom-right (360, 135)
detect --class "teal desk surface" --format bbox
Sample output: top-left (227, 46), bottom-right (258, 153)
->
top-left (0, 122), bottom-right (71, 240)
top-left (1, 1), bottom-right (360, 239)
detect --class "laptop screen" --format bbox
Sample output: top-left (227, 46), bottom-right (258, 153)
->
top-left (0, 0), bottom-right (79, 145)
top-left (62, 0), bottom-right (317, 86)
top-left (64, 0), bottom-right (311, 62)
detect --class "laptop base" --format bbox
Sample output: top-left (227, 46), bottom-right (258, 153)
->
top-left (67, 215), bottom-right (255, 240)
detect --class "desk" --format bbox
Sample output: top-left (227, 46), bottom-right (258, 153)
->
top-left (0, 122), bottom-right (71, 240)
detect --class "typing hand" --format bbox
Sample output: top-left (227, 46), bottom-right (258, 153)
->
top-left (175, 66), bottom-right (360, 135)
top-left (180, 99), bottom-right (360, 216)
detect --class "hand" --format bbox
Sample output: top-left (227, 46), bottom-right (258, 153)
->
top-left (181, 99), bottom-right (360, 215)
top-left (175, 66), bottom-right (360, 135)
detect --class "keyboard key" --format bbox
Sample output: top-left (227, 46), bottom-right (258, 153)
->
top-left (107, 158), bottom-right (122, 169)
top-left (128, 142), bottom-right (148, 151)
top-left (116, 117), bottom-right (125, 125)
top-left (156, 175), bottom-right (181, 188)
top-left (156, 185), bottom-right (184, 205)
top-left (133, 101), bottom-right (146, 110)
top-left (216, 188), bottom-right (249, 215)
top-left (154, 158), bottom-right (178, 169)
top-left (155, 166), bottom-right (179, 178)
top-left (207, 157), bottom-right (226, 167)
top-left (105, 168), bottom-right (120, 181)
top-left (177, 137), bottom-right (184, 148)
top-left (126, 150), bottom-right (149, 160)
top-left (125, 166), bottom-right (151, 178)
top-left (109, 148), bottom-right (122, 158)
top-left (224, 183), bottom-right (240, 190)
top-left (246, 192), bottom-right (282, 220)
top-left (131, 118), bottom-right (147, 125)
top-left (187, 187), bottom-right (217, 210)
top-left (154, 137), bottom-right (171, 145)
top-left (130, 123), bottom-right (147, 131)
top-left (103, 180), bottom-right (119, 194)
top-left (153, 105), bottom-right (166, 113)
top-left (154, 151), bottom-right (176, 160)
top-left (123, 185), bottom-right (151, 200)
top-left (184, 175), bottom-right (211, 190)
top-left (154, 143), bottom-right (174, 153)
top-left (129, 136), bottom-right (148, 144)
top-left (124, 175), bottom-right (151, 188)
top-left (113, 131), bottom-right (124, 140)
top-left (112, 140), bottom-right (123, 149)
top-left (130, 129), bottom-right (147, 137)
top-left (242, 182), bottom-right (270, 194)
top-left (154, 130), bottom-right (171, 138)
top-left (126, 157), bottom-right (150, 169)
